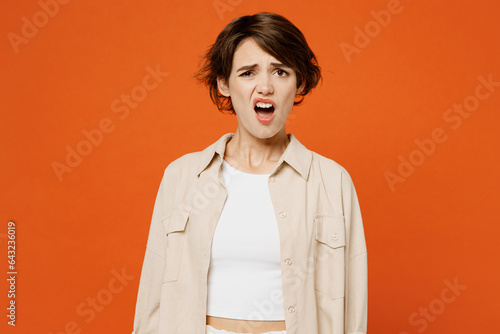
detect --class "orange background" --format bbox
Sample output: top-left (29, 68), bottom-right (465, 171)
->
top-left (1, 0), bottom-right (499, 333)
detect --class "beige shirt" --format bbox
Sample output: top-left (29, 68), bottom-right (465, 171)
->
top-left (132, 132), bottom-right (368, 334)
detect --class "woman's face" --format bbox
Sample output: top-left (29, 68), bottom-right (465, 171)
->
top-left (217, 38), bottom-right (304, 139)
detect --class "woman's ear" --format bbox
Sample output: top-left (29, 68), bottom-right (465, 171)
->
top-left (296, 81), bottom-right (306, 95)
top-left (217, 77), bottom-right (230, 97)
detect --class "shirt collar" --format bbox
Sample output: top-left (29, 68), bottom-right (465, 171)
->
top-left (196, 132), bottom-right (312, 180)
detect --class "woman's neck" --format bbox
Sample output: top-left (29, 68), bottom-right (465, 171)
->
top-left (224, 130), bottom-right (290, 172)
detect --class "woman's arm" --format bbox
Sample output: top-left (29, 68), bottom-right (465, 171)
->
top-left (131, 169), bottom-right (172, 334)
top-left (342, 170), bottom-right (368, 334)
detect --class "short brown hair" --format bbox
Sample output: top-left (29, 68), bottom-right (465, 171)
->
top-left (194, 12), bottom-right (322, 114)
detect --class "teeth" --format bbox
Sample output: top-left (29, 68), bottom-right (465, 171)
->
top-left (256, 102), bottom-right (273, 108)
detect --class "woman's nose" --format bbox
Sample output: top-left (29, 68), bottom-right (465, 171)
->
top-left (256, 73), bottom-right (274, 95)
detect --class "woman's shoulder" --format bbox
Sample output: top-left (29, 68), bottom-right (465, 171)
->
top-left (162, 150), bottom-right (205, 177)
top-left (160, 133), bottom-right (232, 177)
top-left (308, 150), bottom-right (360, 195)
top-left (311, 150), bottom-right (350, 177)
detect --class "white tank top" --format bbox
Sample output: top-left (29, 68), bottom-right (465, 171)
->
top-left (206, 159), bottom-right (285, 321)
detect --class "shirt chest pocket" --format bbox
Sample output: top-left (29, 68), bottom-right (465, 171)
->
top-left (161, 207), bottom-right (190, 283)
top-left (314, 213), bottom-right (346, 300)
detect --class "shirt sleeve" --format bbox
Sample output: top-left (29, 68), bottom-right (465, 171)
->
top-left (132, 169), bottom-right (171, 334)
top-left (341, 170), bottom-right (368, 334)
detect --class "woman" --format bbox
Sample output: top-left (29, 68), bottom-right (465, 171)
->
top-left (131, 12), bottom-right (367, 334)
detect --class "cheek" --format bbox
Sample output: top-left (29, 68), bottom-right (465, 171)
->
top-left (233, 88), bottom-right (255, 108)
top-left (228, 81), bottom-right (250, 98)
top-left (284, 85), bottom-right (298, 104)
top-left (229, 89), bottom-right (252, 114)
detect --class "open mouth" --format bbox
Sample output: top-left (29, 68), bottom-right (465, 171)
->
top-left (254, 102), bottom-right (275, 117)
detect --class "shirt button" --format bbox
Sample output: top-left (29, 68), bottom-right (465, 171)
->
top-left (279, 211), bottom-right (287, 218)
top-left (332, 233), bottom-right (339, 240)
top-left (284, 258), bottom-right (292, 266)
top-left (288, 306), bottom-right (295, 313)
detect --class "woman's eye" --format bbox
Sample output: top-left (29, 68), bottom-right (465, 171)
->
top-left (276, 69), bottom-right (288, 77)
top-left (240, 71), bottom-right (252, 77)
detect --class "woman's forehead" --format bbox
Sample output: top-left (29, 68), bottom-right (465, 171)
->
top-left (232, 39), bottom-right (279, 64)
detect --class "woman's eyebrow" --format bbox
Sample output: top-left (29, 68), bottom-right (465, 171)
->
top-left (236, 62), bottom-right (291, 72)
top-left (270, 62), bottom-right (291, 68)
top-left (236, 64), bottom-right (258, 72)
